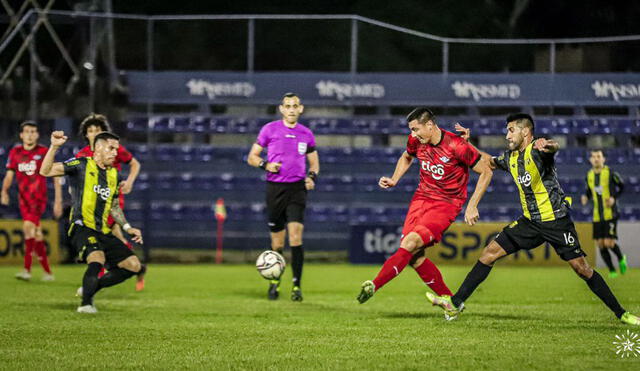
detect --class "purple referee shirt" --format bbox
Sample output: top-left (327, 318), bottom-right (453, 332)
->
top-left (256, 120), bottom-right (316, 183)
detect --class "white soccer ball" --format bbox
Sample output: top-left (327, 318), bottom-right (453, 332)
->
top-left (256, 250), bottom-right (286, 280)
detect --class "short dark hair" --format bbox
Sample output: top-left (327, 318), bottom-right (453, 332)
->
top-left (79, 113), bottom-right (111, 142)
top-left (94, 131), bottom-right (120, 144)
top-left (406, 107), bottom-right (436, 124)
top-left (589, 148), bottom-right (605, 157)
top-left (506, 113), bottom-right (535, 133)
top-left (19, 121), bottom-right (38, 132)
top-left (282, 92), bottom-right (299, 101)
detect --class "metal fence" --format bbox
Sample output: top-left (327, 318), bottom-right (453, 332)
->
top-left (3, 10), bottom-right (640, 119)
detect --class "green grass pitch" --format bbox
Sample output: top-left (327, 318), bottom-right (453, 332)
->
top-left (1, 264), bottom-right (639, 369)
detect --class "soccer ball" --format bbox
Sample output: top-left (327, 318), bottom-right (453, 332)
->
top-left (256, 250), bottom-right (286, 280)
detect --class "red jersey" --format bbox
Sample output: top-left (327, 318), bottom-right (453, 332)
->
top-left (406, 130), bottom-right (480, 208)
top-left (6, 144), bottom-right (49, 207)
top-left (76, 144), bottom-right (133, 171)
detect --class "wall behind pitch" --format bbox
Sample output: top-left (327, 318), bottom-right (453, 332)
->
top-left (350, 222), bottom-right (594, 266)
top-left (0, 220), bottom-right (60, 265)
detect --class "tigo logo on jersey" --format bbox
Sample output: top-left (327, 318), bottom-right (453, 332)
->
top-left (17, 161), bottom-right (37, 176)
top-left (93, 184), bottom-right (111, 201)
top-left (421, 160), bottom-right (445, 180)
top-left (517, 172), bottom-right (532, 187)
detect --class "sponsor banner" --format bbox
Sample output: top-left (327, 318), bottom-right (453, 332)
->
top-left (349, 222), bottom-right (594, 266)
top-left (127, 71), bottom-right (640, 105)
top-left (0, 220), bottom-right (60, 265)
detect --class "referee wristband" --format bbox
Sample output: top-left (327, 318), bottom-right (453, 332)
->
top-left (259, 160), bottom-right (267, 170)
top-left (307, 171), bottom-right (318, 181)
top-left (122, 223), bottom-right (132, 232)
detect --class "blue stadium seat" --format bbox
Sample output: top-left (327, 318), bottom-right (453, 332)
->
top-left (126, 118), bottom-right (148, 132)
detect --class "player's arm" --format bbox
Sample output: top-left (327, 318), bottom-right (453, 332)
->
top-left (39, 131), bottom-right (68, 177)
top-left (379, 151), bottom-right (414, 189)
top-left (1, 170), bottom-right (14, 205)
top-left (464, 154), bottom-right (493, 226)
top-left (607, 171), bottom-right (625, 207)
top-left (120, 157), bottom-right (141, 195)
top-left (110, 201), bottom-right (143, 244)
top-left (247, 143), bottom-right (280, 173)
top-left (454, 123), bottom-right (502, 170)
top-left (581, 176), bottom-right (592, 206)
top-left (52, 177), bottom-right (63, 219)
top-left (305, 150), bottom-right (320, 191)
top-left (533, 138), bottom-right (559, 154)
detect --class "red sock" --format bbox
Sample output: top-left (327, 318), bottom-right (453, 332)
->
top-left (34, 240), bottom-right (52, 274)
top-left (98, 267), bottom-right (106, 278)
top-left (24, 238), bottom-right (35, 272)
top-left (414, 258), bottom-right (452, 296)
top-left (372, 248), bottom-right (413, 291)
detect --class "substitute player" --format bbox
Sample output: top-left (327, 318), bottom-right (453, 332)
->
top-left (76, 114), bottom-right (145, 291)
top-left (581, 149), bottom-right (627, 278)
top-left (247, 93), bottom-right (319, 301)
top-left (356, 107), bottom-right (493, 309)
top-left (2, 121), bottom-right (62, 281)
top-left (426, 114), bottom-right (640, 325)
top-left (40, 131), bottom-right (144, 313)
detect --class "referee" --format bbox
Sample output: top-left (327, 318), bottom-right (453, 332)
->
top-left (247, 93), bottom-right (320, 302)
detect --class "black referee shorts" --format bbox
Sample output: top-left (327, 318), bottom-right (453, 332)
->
top-left (593, 219), bottom-right (618, 239)
top-left (70, 224), bottom-right (135, 270)
top-left (495, 215), bottom-right (586, 261)
top-left (266, 180), bottom-right (307, 232)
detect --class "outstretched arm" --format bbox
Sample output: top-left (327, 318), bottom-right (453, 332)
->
top-left (464, 154), bottom-right (494, 226)
top-left (53, 177), bottom-right (63, 219)
top-left (379, 151), bottom-right (414, 189)
top-left (533, 138), bottom-right (559, 154)
top-left (110, 201), bottom-right (143, 244)
top-left (454, 123), bottom-right (501, 169)
top-left (120, 157), bottom-right (141, 195)
top-left (40, 131), bottom-right (68, 177)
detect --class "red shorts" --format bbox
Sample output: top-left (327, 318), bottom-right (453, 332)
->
top-left (20, 203), bottom-right (45, 226)
top-left (107, 193), bottom-right (126, 227)
top-left (401, 195), bottom-right (462, 247)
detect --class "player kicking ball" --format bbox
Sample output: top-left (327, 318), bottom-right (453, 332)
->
top-left (426, 114), bottom-right (640, 325)
top-left (40, 131), bottom-right (144, 313)
top-left (2, 121), bottom-right (62, 281)
top-left (356, 108), bottom-right (493, 314)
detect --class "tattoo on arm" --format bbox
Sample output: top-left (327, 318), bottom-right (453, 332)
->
top-left (110, 202), bottom-right (128, 227)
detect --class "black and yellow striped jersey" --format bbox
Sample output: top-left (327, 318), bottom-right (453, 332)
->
top-left (63, 156), bottom-right (119, 234)
top-left (494, 143), bottom-right (569, 222)
top-left (584, 166), bottom-right (624, 222)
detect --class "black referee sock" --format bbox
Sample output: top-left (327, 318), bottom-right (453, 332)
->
top-left (585, 271), bottom-right (626, 319)
top-left (611, 244), bottom-right (623, 260)
top-left (95, 267), bottom-right (136, 293)
top-left (452, 261), bottom-right (493, 308)
top-left (599, 248), bottom-right (615, 272)
top-left (291, 245), bottom-right (304, 288)
top-left (81, 262), bottom-right (103, 306)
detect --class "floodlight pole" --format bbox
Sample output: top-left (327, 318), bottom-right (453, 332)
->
top-left (247, 18), bottom-right (255, 73)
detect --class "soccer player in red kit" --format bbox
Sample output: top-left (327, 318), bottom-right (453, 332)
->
top-left (1, 121), bottom-right (62, 281)
top-left (75, 114), bottom-right (145, 291)
top-left (357, 108), bottom-right (493, 314)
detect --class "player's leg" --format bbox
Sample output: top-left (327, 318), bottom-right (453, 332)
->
top-left (112, 222), bottom-right (147, 291)
top-left (286, 189), bottom-right (307, 301)
top-left (15, 219), bottom-right (37, 280)
top-left (287, 222), bottom-right (304, 301)
top-left (594, 221), bottom-right (617, 277)
top-left (551, 217), bottom-right (637, 323)
top-left (410, 202), bottom-right (460, 296)
top-left (33, 224), bottom-right (54, 280)
top-left (265, 183), bottom-right (287, 300)
top-left (605, 219), bottom-right (626, 274)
